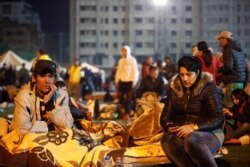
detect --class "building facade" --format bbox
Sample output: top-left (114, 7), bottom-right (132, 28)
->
top-left (70, 0), bottom-right (250, 66)
top-left (0, 1), bottom-right (42, 60)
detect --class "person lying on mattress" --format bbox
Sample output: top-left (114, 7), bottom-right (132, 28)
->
top-left (10, 58), bottom-right (74, 136)
top-left (160, 56), bottom-right (225, 167)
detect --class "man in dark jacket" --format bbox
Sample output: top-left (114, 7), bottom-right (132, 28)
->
top-left (136, 65), bottom-right (165, 99)
top-left (217, 30), bottom-right (247, 108)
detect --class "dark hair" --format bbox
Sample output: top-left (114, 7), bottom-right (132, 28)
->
top-left (37, 49), bottom-right (44, 55)
top-left (148, 65), bottom-right (158, 72)
top-left (178, 56), bottom-right (201, 74)
top-left (197, 41), bottom-right (212, 67)
top-left (55, 80), bottom-right (66, 88)
top-left (156, 59), bottom-right (163, 67)
top-left (165, 56), bottom-right (171, 61)
top-left (144, 56), bottom-right (152, 64)
top-left (231, 89), bottom-right (249, 106)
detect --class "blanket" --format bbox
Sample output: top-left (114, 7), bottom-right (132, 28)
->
top-left (0, 128), bottom-right (92, 167)
top-left (0, 116), bottom-right (170, 167)
top-left (129, 92), bottom-right (164, 145)
top-left (0, 92), bottom-right (169, 166)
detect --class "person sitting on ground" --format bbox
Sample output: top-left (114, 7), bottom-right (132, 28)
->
top-left (136, 65), bottom-right (165, 100)
top-left (54, 80), bottom-right (92, 121)
top-left (223, 89), bottom-right (250, 145)
top-left (11, 59), bottom-right (74, 135)
top-left (160, 56), bottom-right (224, 167)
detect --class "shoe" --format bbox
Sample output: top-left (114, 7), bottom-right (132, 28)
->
top-left (224, 138), bottom-right (241, 146)
top-left (122, 113), bottom-right (130, 121)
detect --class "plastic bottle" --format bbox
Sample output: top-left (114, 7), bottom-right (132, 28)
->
top-left (114, 156), bottom-right (124, 167)
top-left (104, 155), bottom-right (112, 167)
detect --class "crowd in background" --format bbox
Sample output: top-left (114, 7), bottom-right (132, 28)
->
top-left (0, 30), bottom-right (250, 167)
top-left (0, 30), bottom-right (250, 146)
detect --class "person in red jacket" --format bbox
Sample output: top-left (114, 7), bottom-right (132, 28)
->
top-left (196, 41), bottom-right (223, 85)
top-left (141, 56), bottom-right (153, 78)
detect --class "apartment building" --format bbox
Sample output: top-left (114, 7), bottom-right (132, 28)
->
top-left (70, 0), bottom-right (250, 66)
top-left (0, 1), bottom-right (42, 59)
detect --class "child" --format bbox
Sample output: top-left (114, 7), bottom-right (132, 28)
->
top-left (223, 89), bottom-right (250, 145)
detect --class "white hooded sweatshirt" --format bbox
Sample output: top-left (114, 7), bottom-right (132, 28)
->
top-left (115, 45), bottom-right (139, 86)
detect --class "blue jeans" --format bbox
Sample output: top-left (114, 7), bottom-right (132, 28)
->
top-left (161, 131), bottom-right (221, 167)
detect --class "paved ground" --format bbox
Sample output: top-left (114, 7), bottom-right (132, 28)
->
top-left (144, 145), bottom-right (250, 167)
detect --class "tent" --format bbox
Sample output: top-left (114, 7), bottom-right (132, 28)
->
top-left (81, 62), bottom-right (105, 82)
top-left (0, 50), bottom-right (31, 70)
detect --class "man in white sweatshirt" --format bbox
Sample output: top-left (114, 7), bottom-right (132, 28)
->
top-left (115, 45), bottom-right (139, 118)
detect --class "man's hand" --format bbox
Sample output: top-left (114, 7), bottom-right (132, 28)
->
top-left (41, 113), bottom-right (49, 120)
top-left (44, 84), bottom-right (57, 103)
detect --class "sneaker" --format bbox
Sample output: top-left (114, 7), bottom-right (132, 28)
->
top-left (224, 138), bottom-right (241, 146)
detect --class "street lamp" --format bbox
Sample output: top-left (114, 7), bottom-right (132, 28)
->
top-left (153, 0), bottom-right (168, 6)
top-left (152, 0), bottom-right (168, 60)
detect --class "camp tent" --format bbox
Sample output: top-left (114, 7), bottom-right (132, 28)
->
top-left (0, 50), bottom-right (31, 70)
top-left (81, 62), bottom-right (105, 82)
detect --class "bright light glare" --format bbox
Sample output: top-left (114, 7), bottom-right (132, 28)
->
top-left (153, 0), bottom-right (167, 6)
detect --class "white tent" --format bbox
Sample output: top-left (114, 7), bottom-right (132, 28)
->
top-left (0, 50), bottom-right (31, 70)
top-left (81, 62), bottom-right (105, 82)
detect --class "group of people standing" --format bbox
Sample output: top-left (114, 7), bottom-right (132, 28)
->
top-left (0, 62), bottom-right (30, 104)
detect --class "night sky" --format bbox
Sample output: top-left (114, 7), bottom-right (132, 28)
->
top-left (26, 0), bottom-right (69, 33)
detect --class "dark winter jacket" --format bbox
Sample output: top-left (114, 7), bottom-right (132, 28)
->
top-left (230, 98), bottom-right (250, 124)
top-left (160, 72), bottom-right (224, 132)
top-left (136, 75), bottom-right (165, 98)
top-left (217, 39), bottom-right (247, 84)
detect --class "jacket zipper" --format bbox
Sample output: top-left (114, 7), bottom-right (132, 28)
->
top-left (185, 89), bottom-right (190, 124)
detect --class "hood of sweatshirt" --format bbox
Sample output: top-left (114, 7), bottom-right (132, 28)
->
top-left (123, 45), bottom-right (132, 59)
